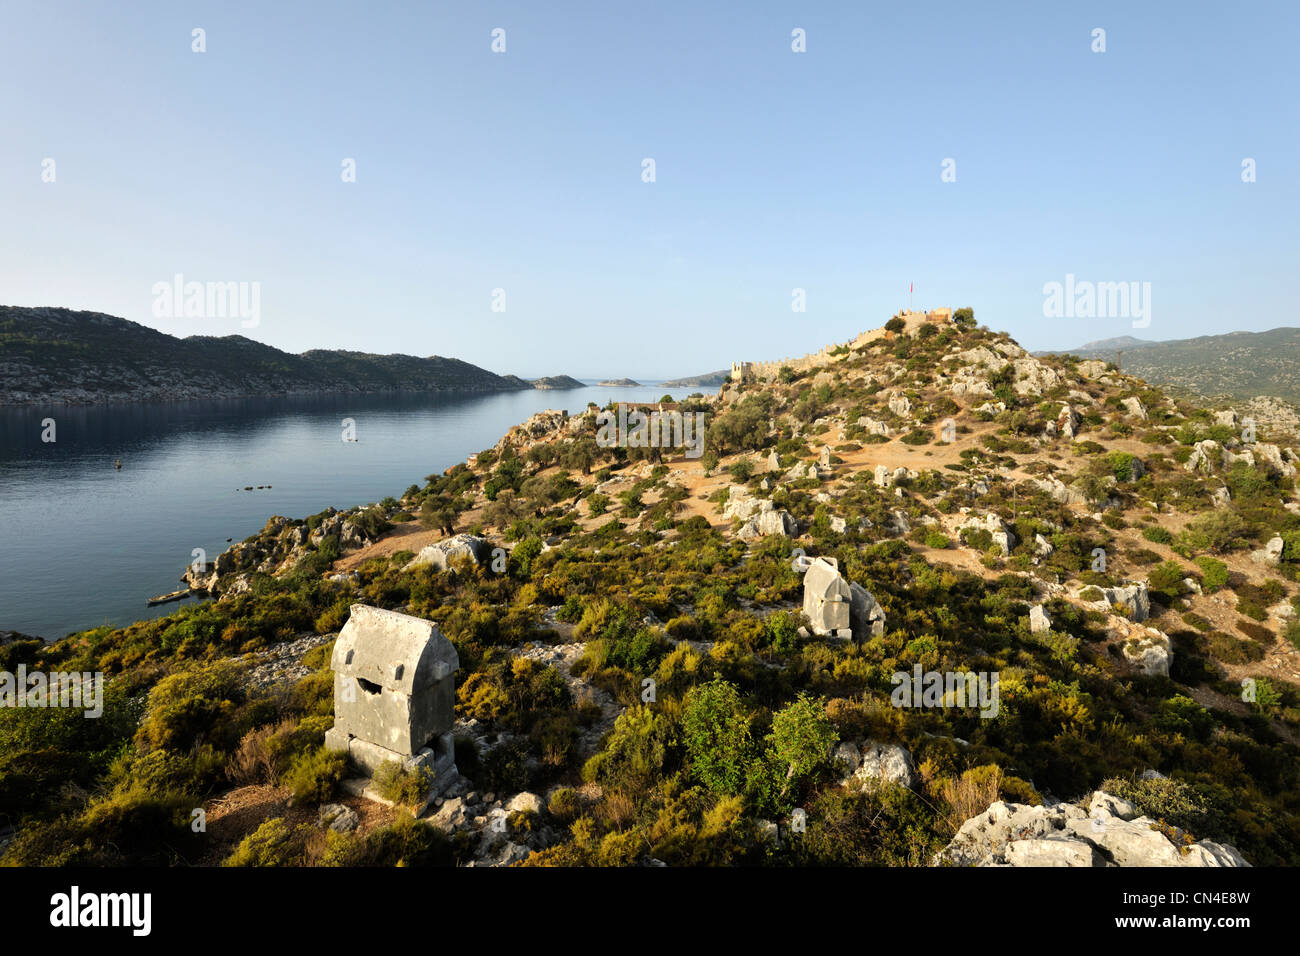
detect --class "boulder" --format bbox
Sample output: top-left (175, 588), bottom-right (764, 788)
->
top-left (1122, 629), bottom-right (1171, 677)
top-left (738, 509), bottom-right (797, 540)
top-left (854, 742), bottom-right (915, 789)
top-left (1121, 397), bottom-right (1148, 420)
top-left (935, 791), bottom-right (1250, 867)
top-left (888, 393), bottom-right (912, 417)
top-left (1029, 604), bottom-right (1051, 634)
top-left (506, 791), bottom-right (544, 815)
top-left (406, 534), bottom-right (492, 571)
top-left (1100, 583), bottom-right (1150, 622)
top-left (318, 803), bottom-right (359, 833)
top-left (1251, 536), bottom-right (1284, 566)
top-left (849, 582), bottom-right (887, 637)
top-left (856, 417), bottom-right (892, 437)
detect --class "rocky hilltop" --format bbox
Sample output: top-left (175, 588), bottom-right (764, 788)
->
top-left (6, 306), bottom-right (1298, 868)
top-left (0, 306), bottom-right (543, 405)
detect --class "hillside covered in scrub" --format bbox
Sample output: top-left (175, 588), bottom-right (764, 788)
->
top-left (0, 306), bottom-right (539, 405)
top-left (4, 308), bottom-right (1299, 867)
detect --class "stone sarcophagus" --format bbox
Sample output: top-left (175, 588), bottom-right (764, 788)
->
top-left (324, 604), bottom-right (458, 786)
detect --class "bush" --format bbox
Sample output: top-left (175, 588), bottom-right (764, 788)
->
top-left (282, 746), bottom-right (347, 804)
top-left (1142, 525), bottom-right (1174, 546)
top-left (373, 760), bottom-right (433, 808)
top-left (1194, 556), bottom-right (1230, 593)
top-left (134, 660), bottom-right (247, 752)
top-left (224, 817), bottom-right (306, 866)
top-left (682, 679), bottom-right (753, 796)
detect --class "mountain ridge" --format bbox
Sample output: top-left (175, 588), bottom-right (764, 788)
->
top-left (0, 306), bottom-right (578, 406)
top-left (1038, 326), bottom-right (1300, 404)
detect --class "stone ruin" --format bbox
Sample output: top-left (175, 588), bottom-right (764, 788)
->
top-left (324, 604), bottom-right (459, 794)
top-left (799, 556), bottom-right (886, 640)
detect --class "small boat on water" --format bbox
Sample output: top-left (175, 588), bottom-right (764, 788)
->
top-left (147, 588), bottom-right (191, 607)
top-left (114, 459), bottom-right (121, 470)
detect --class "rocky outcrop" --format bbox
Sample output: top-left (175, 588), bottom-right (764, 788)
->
top-left (738, 509), bottom-right (797, 540)
top-left (856, 416), bottom-right (892, 437)
top-left (1121, 629), bottom-right (1172, 677)
top-left (1251, 535), bottom-right (1285, 566)
top-left (1121, 397), bottom-right (1148, 420)
top-left (836, 740), bottom-right (915, 789)
top-left (958, 513), bottom-right (1015, 556)
top-left (406, 534), bottom-right (492, 571)
top-left (1085, 582), bottom-right (1151, 622)
top-left (935, 791), bottom-right (1249, 867)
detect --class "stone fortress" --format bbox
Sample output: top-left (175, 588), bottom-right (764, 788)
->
top-left (731, 308), bottom-right (954, 384)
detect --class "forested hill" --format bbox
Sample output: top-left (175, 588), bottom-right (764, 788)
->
top-left (0, 306), bottom-right (532, 405)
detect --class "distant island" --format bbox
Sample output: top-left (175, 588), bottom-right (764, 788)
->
top-left (661, 369), bottom-right (729, 387)
top-left (595, 378), bottom-right (642, 387)
top-left (0, 306), bottom-right (577, 406)
top-left (530, 375), bottom-right (586, 390)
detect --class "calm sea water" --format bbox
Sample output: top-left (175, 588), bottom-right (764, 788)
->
top-left (0, 384), bottom-right (716, 640)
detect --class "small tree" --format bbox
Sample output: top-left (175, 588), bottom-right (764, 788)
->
top-left (769, 694), bottom-right (837, 796)
top-left (682, 679), bottom-right (753, 796)
top-left (885, 317), bottom-right (906, 334)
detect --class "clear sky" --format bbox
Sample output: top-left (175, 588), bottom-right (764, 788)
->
top-left (1, 1), bottom-right (1295, 379)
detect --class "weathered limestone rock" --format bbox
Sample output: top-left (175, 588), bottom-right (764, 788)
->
top-left (324, 605), bottom-right (459, 789)
top-left (1057, 404), bottom-right (1081, 440)
top-left (856, 416), bottom-right (892, 437)
top-left (738, 509), bottom-right (797, 540)
top-left (959, 513), bottom-right (1015, 557)
top-left (1254, 443), bottom-right (1298, 478)
top-left (1121, 397), bottom-right (1148, 420)
top-left (1029, 604), bottom-right (1051, 634)
top-left (318, 803), bottom-right (359, 833)
top-left (1033, 476), bottom-right (1087, 506)
top-left (1251, 536), bottom-right (1284, 566)
top-left (1122, 628), bottom-right (1171, 677)
top-left (1004, 838), bottom-right (1101, 867)
top-left (888, 393), bottom-right (912, 417)
top-left (1012, 357), bottom-right (1062, 397)
top-left (722, 485), bottom-right (765, 521)
top-left (1097, 582), bottom-right (1150, 622)
top-left (406, 534), bottom-right (491, 572)
top-left (1185, 440), bottom-right (1220, 473)
top-left (935, 792), bottom-right (1249, 867)
top-left (833, 741), bottom-right (861, 773)
top-left (850, 582), bottom-right (887, 637)
top-left (1034, 534), bottom-right (1054, 559)
top-left (853, 742), bottom-right (915, 789)
top-left (506, 791), bottom-right (544, 815)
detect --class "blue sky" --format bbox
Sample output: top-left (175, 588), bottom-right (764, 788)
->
top-left (1, 1), bottom-right (1296, 379)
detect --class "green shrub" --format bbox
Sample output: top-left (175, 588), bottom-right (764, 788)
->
top-left (224, 818), bottom-right (307, 867)
top-left (1194, 556), bottom-right (1230, 592)
top-left (282, 746), bottom-right (347, 804)
top-left (373, 760), bottom-right (432, 808)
